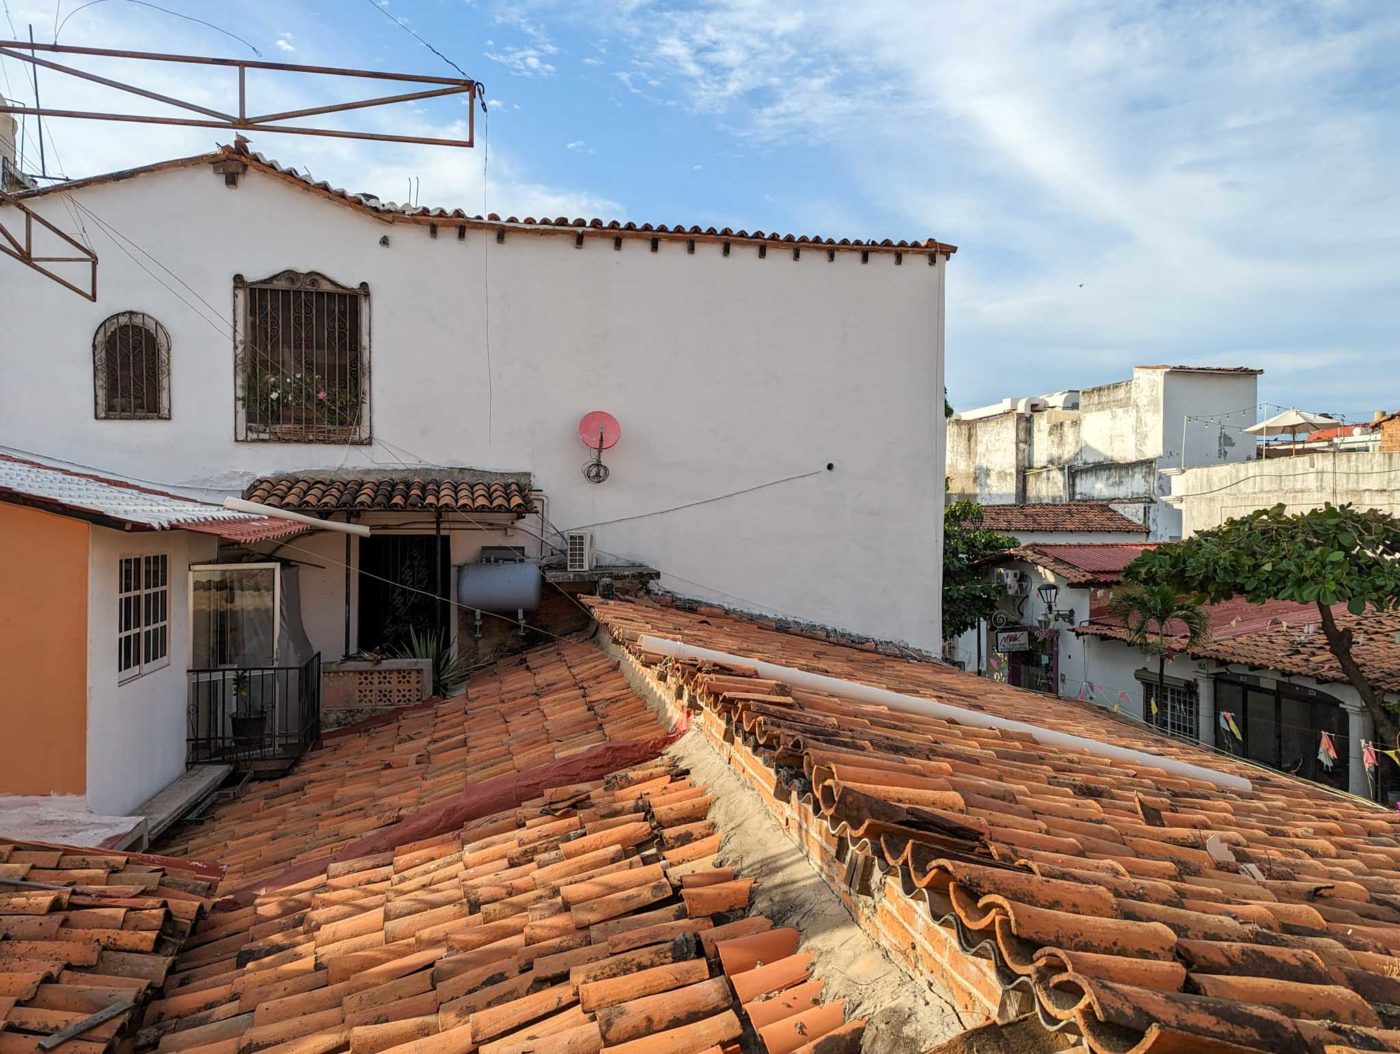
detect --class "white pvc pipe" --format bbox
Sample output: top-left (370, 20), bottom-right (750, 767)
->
top-left (222, 497), bottom-right (371, 538)
top-left (639, 634), bottom-right (1251, 793)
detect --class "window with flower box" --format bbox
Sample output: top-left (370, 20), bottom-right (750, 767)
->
top-left (234, 270), bottom-right (370, 443)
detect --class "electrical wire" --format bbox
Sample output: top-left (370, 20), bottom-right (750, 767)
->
top-left (563, 467), bottom-right (830, 532)
top-left (360, 0), bottom-right (472, 81)
top-left (53, 0), bottom-right (261, 53)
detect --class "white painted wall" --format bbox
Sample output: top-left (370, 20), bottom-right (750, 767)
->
top-left (85, 527), bottom-right (217, 815)
top-left (1170, 451), bottom-right (1400, 537)
top-left (0, 162), bottom-right (946, 647)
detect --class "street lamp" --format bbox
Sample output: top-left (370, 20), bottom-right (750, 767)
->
top-left (1037, 582), bottom-right (1076, 626)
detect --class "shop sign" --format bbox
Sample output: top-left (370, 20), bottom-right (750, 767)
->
top-left (996, 629), bottom-right (1030, 652)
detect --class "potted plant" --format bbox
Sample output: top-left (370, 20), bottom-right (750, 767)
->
top-left (229, 670), bottom-right (268, 752)
top-left (242, 369), bottom-right (363, 442)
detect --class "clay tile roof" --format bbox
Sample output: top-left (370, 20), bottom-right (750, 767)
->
top-left (8, 146), bottom-right (956, 257)
top-left (974, 502), bottom-right (1149, 535)
top-left (1081, 596), bottom-right (1400, 693)
top-left (0, 840), bottom-right (218, 1053)
top-left (587, 595), bottom-right (1400, 1054)
top-left (242, 470), bottom-right (534, 516)
top-left (139, 636), bottom-right (866, 1054)
top-left (1003, 542), bottom-right (1157, 586)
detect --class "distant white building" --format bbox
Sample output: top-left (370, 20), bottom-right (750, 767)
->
top-left (947, 365), bottom-right (1261, 539)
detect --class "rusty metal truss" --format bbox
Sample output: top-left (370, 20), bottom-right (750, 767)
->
top-left (0, 42), bottom-right (478, 148)
top-left (0, 188), bottom-right (97, 300)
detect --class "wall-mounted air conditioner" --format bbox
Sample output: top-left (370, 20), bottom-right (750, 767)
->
top-left (566, 531), bottom-right (595, 572)
top-left (997, 569), bottom-right (1029, 596)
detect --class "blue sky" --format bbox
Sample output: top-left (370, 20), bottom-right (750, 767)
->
top-left (3, 0), bottom-right (1398, 418)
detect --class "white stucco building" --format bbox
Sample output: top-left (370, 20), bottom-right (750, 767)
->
top-left (947, 365), bottom-right (1261, 539)
top-left (0, 143), bottom-right (951, 682)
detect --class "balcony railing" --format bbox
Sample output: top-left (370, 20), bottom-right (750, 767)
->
top-left (187, 653), bottom-right (321, 770)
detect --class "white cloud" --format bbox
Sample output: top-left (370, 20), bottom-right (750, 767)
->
top-left (566, 140), bottom-right (586, 150)
top-left (541, 0), bottom-right (1400, 411)
top-left (485, 45), bottom-right (558, 77)
top-left (275, 36), bottom-right (296, 53)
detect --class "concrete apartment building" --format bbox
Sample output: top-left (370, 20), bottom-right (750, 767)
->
top-left (947, 364), bottom-right (1261, 539)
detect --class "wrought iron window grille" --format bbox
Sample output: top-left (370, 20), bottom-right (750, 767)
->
top-left (234, 270), bottom-right (371, 444)
top-left (93, 312), bottom-right (171, 420)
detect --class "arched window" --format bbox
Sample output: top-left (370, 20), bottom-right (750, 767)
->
top-left (93, 312), bottom-right (171, 420)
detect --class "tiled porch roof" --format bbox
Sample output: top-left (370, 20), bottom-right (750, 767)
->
top-left (243, 472), bottom-right (534, 516)
top-left (588, 595), bottom-right (1400, 1054)
top-left (0, 452), bottom-right (304, 541)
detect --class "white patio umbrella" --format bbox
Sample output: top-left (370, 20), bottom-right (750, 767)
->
top-left (1244, 407), bottom-right (1339, 454)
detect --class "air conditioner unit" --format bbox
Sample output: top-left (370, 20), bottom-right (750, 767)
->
top-left (997, 569), bottom-right (1028, 596)
top-left (566, 531), bottom-right (595, 572)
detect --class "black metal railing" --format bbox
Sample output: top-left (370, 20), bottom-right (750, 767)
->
top-left (187, 653), bottom-right (321, 769)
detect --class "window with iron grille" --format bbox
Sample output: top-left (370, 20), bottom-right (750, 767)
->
top-left (234, 270), bottom-right (370, 443)
top-left (1143, 677), bottom-right (1199, 741)
top-left (118, 553), bottom-right (169, 681)
top-left (93, 312), bottom-right (170, 419)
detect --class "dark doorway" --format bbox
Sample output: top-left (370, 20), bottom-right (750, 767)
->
top-left (358, 534), bottom-right (450, 653)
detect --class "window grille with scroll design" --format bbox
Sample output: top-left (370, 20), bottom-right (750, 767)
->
top-left (234, 270), bottom-right (370, 443)
top-left (93, 312), bottom-right (171, 419)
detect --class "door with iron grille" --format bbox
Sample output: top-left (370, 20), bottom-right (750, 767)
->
top-left (357, 535), bottom-right (450, 653)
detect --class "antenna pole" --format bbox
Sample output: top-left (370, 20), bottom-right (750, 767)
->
top-left (27, 25), bottom-right (46, 178)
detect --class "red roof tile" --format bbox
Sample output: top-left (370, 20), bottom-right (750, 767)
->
top-left (12, 145), bottom-right (957, 258)
top-left (242, 473), bottom-right (534, 516)
top-left (1081, 596), bottom-right (1400, 692)
top-left (589, 595), bottom-right (1400, 1054)
top-left (0, 841), bottom-right (217, 1054)
top-left (1002, 542), bottom-right (1157, 586)
top-left (973, 503), bottom-right (1148, 535)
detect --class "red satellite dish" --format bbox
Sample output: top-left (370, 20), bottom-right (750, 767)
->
top-left (579, 411), bottom-right (621, 451)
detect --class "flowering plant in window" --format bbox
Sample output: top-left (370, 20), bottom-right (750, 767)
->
top-left (244, 369), bottom-right (362, 435)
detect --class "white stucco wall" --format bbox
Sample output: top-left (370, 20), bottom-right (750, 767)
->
top-left (0, 162), bottom-right (946, 647)
top-left (1171, 452), bottom-right (1400, 537)
top-left (86, 527), bottom-right (217, 815)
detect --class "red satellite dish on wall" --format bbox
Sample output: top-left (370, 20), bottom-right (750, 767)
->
top-left (579, 411), bottom-right (620, 483)
top-left (579, 410), bottom-right (621, 451)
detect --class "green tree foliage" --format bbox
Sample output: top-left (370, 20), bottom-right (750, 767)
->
top-left (1127, 503), bottom-right (1400, 743)
top-left (943, 500), bottom-right (1017, 640)
top-left (1106, 582), bottom-right (1210, 728)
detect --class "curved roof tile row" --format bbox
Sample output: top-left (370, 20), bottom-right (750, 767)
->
top-left (588, 595), bottom-right (1400, 1054)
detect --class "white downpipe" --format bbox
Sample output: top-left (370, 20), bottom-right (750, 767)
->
top-left (639, 634), bottom-right (1251, 793)
top-left (222, 498), bottom-right (371, 538)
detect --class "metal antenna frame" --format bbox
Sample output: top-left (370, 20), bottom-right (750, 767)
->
top-left (0, 41), bottom-right (479, 148)
top-left (0, 187), bottom-right (97, 299)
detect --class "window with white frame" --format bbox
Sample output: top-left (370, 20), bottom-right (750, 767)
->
top-left (118, 554), bottom-right (169, 679)
top-left (1141, 675), bottom-right (1199, 741)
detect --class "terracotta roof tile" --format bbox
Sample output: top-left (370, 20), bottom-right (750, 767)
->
top-left (143, 759), bottom-right (863, 1054)
top-left (999, 542), bottom-right (1158, 586)
top-left (0, 842), bottom-right (217, 1054)
top-left (588, 595), bottom-right (1400, 1054)
top-left (241, 472), bottom-right (534, 516)
top-left (973, 502), bottom-right (1148, 535)
top-left (157, 642), bottom-right (661, 890)
top-left (12, 145), bottom-right (957, 258)
top-left (1082, 597), bottom-right (1400, 693)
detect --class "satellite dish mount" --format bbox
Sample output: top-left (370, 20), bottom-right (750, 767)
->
top-left (578, 411), bottom-right (621, 484)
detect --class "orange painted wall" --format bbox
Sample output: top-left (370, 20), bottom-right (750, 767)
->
top-left (0, 503), bottom-right (89, 795)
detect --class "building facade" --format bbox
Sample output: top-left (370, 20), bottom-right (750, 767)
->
top-left (0, 144), bottom-right (952, 657)
top-left (947, 365), bottom-right (1260, 539)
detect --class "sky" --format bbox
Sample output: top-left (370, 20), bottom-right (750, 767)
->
top-left (2, 0), bottom-right (1398, 420)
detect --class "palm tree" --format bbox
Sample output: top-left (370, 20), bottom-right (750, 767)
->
top-left (1106, 583), bottom-right (1211, 734)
